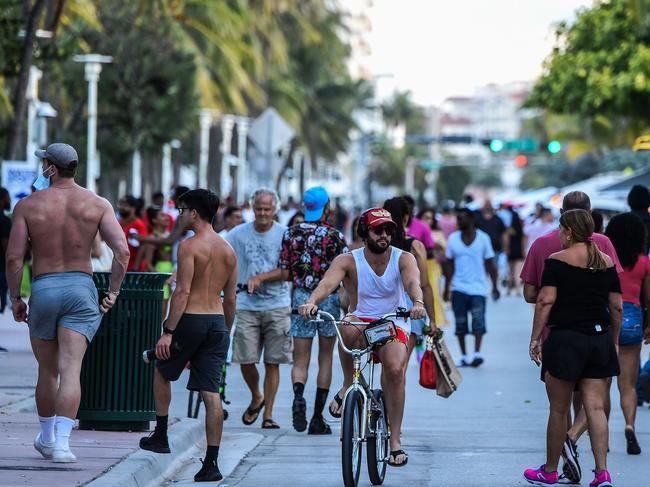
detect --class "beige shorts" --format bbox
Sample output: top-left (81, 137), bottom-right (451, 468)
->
top-left (232, 307), bottom-right (292, 364)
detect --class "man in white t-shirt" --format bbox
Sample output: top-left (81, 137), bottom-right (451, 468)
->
top-left (443, 207), bottom-right (500, 367)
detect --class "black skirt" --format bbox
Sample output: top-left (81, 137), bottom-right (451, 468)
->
top-left (541, 328), bottom-right (620, 383)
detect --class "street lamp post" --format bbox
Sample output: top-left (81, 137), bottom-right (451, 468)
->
top-left (198, 109), bottom-right (213, 189)
top-left (74, 54), bottom-right (112, 194)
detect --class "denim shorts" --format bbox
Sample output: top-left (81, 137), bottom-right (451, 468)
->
top-left (451, 291), bottom-right (486, 336)
top-left (290, 287), bottom-right (339, 338)
top-left (620, 302), bottom-right (644, 346)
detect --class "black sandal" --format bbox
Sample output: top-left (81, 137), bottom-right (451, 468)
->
top-left (241, 399), bottom-right (265, 425)
top-left (261, 418), bottom-right (280, 429)
top-left (626, 428), bottom-right (641, 455)
top-left (329, 393), bottom-right (343, 418)
top-left (388, 450), bottom-right (408, 467)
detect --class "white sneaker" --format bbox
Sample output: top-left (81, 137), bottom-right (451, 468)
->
top-left (51, 446), bottom-right (77, 463)
top-left (34, 433), bottom-right (55, 459)
top-left (456, 357), bottom-right (470, 367)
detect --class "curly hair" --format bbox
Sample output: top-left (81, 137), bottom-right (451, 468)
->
top-left (605, 212), bottom-right (647, 270)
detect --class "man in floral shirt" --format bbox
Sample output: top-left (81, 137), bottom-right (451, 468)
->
top-left (247, 186), bottom-right (347, 434)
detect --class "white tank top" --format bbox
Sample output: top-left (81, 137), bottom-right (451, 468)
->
top-left (352, 247), bottom-right (409, 333)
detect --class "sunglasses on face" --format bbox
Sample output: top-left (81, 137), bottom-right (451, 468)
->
top-left (370, 225), bottom-right (395, 236)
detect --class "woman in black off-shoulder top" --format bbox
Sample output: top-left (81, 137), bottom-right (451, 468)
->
top-left (523, 209), bottom-right (622, 487)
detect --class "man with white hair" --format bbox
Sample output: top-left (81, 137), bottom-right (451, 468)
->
top-left (226, 188), bottom-right (291, 429)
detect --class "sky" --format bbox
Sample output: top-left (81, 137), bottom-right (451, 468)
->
top-left (364, 0), bottom-right (592, 106)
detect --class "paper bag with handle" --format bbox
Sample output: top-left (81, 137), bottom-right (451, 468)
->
top-left (431, 332), bottom-right (462, 398)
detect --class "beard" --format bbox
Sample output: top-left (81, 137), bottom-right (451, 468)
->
top-left (366, 236), bottom-right (390, 254)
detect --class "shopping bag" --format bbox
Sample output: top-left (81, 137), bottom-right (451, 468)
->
top-left (431, 332), bottom-right (462, 398)
top-left (419, 339), bottom-right (437, 389)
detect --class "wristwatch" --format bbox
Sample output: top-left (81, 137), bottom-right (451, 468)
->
top-left (10, 295), bottom-right (21, 302)
top-left (162, 326), bottom-right (175, 335)
top-left (414, 299), bottom-right (425, 306)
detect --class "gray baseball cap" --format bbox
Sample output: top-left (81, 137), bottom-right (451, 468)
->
top-left (34, 143), bottom-right (79, 168)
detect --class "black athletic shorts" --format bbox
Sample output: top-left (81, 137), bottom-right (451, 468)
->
top-left (157, 314), bottom-right (229, 393)
top-left (541, 328), bottom-right (620, 383)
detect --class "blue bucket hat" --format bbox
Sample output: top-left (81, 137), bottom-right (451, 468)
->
top-left (303, 186), bottom-right (329, 222)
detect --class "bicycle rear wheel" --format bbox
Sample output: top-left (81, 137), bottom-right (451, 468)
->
top-left (367, 389), bottom-right (388, 485)
top-left (341, 389), bottom-right (363, 487)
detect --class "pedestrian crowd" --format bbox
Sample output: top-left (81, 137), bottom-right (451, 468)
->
top-left (4, 141), bottom-right (650, 486)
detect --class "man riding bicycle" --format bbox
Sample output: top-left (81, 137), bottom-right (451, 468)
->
top-left (299, 207), bottom-right (426, 467)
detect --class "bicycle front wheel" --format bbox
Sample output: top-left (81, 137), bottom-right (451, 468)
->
top-left (341, 389), bottom-right (363, 487)
top-left (367, 389), bottom-right (388, 485)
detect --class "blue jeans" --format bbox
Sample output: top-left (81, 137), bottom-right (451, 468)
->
top-left (620, 302), bottom-right (644, 346)
top-left (451, 291), bottom-right (486, 337)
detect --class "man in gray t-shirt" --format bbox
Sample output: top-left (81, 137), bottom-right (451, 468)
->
top-left (226, 189), bottom-right (291, 429)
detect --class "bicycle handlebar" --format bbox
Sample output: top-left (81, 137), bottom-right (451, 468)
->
top-left (291, 307), bottom-right (410, 356)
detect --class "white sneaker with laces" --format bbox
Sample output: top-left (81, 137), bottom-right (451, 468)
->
top-left (51, 446), bottom-right (77, 463)
top-left (34, 433), bottom-right (55, 459)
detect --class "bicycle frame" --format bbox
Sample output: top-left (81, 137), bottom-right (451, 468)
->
top-left (309, 309), bottom-right (406, 440)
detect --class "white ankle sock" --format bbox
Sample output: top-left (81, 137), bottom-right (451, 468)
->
top-left (54, 416), bottom-right (75, 450)
top-left (39, 415), bottom-right (56, 444)
top-left (473, 352), bottom-right (483, 360)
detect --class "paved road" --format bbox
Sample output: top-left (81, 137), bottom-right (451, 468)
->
top-left (167, 295), bottom-right (650, 487)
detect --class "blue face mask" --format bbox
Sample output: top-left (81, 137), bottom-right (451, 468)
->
top-left (33, 167), bottom-right (53, 191)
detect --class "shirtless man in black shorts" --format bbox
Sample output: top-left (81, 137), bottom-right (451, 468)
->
top-left (139, 189), bottom-right (237, 483)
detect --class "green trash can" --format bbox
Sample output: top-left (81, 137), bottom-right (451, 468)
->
top-left (77, 272), bottom-right (170, 431)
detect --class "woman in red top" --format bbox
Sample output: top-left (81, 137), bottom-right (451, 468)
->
top-left (605, 212), bottom-right (650, 454)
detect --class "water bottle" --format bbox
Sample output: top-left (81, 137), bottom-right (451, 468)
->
top-left (142, 349), bottom-right (157, 364)
top-left (142, 342), bottom-right (180, 364)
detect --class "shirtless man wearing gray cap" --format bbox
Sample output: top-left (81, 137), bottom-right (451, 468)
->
top-left (6, 143), bottom-right (130, 463)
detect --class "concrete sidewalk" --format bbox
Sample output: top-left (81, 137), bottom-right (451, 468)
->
top-left (0, 312), bottom-right (259, 487)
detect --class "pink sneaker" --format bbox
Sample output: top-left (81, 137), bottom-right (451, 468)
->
top-left (590, 469), bottom-right (613, 487)
top-left (524, 465), bottom-right (559, 486)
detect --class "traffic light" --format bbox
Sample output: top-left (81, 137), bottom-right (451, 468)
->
top-left (515, 154), bottom-right (528, 168)
top-left (489, 139), bottom-right (504, 152)
top-left (547, 140), bottom-right (561, 154)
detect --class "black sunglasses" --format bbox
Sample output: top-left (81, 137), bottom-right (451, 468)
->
top-left (370, 225), bottom-right (395, 236)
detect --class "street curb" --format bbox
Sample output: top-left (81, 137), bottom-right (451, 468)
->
top-left (84, 417), bottom-right (204, 487)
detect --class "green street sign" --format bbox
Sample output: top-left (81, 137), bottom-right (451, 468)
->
top-left (504, 138), bottom-right (539, 152)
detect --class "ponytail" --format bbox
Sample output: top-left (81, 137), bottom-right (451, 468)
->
top-left (586, 240), bottom-right (608, 271)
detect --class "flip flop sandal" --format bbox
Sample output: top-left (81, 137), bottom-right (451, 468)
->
top-left (261, 418), bottom-right (280, 429)
top-left (329, 393), bottom-right (343, 419)
top-left (388, 450), bottom-right (408, 467)
top-left (241, 399), bottom-right (265, 425)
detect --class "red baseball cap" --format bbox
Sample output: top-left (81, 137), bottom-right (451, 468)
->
top-left (363, 207), bottom-right (397, 229)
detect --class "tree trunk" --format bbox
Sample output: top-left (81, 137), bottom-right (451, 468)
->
top-left (275, 138), bottom-right (297, 196)
top-left (4, 0), bottom-right (48, 160)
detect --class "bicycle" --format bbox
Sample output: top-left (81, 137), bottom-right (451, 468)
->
top-left (298, 308), bottom-right (411, 487)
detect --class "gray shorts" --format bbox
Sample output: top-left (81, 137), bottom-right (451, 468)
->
top-left (28, 272), bottom-right (103, 342)
top-left (232, 307), bottom-right (292, 364)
